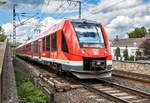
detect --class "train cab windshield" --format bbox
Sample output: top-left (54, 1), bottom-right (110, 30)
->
top-left (72, 22), bottom-right (105, 48)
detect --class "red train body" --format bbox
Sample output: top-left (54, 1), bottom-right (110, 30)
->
top-left (16, 19), bottom-right (112, 79)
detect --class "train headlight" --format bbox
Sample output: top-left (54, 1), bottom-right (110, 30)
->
top-left (82, 50), bottom-right (86, 54)
top-left (43, 53), bottom-right (45, 56)
top-left (105, 50), bottom-right (107, 54)
top-left (97, 61), bottom-right (101, 65)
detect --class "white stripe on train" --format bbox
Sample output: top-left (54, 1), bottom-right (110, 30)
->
top-left (18, 54), bottom-right (112, 66)
top-left (18, 54), bottom-right (83, 66)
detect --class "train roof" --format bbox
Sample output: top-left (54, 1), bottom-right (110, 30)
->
top-left (16, 20), bottom-right (65, 49)
top-left (70, 19), bottom-right (98, 24)
top-left (16, 19), bottom-right (100, 49)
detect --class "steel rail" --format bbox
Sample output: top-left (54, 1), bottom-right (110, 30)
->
top-left (112, 70), bottom-right (150, 84)
top-left (80, 82), bottom-right (131, 103)
top-left (98, 78), bottom-right (150, 99)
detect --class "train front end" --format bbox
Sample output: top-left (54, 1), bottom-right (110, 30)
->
top-left (63, 19), bottom-right (112, 79)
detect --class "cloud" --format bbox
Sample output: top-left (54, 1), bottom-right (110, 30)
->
top-left (0, 0), bottom-right (78, 13)
top-left (1, 18), bottom-right (38, 43)
top-left (40, 17), bottom-right (63, 31)
top-left (2, 23), bottom-right (13, 35)
top-left (0, 0), bottom-right (43, 11)
top-left (41, 0), bottom-right (79, 14)
top-left (106, 16), bottom-right (132, 28)
top-left (1, 17), bottom-right (63, 43)
top-left (80, 0), bottom-right (150, 40)
top-left (2, 0), bottom-right (150, 41)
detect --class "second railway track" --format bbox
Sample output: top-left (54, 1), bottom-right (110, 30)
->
top-left (112, 70), bottom-right (150, 85)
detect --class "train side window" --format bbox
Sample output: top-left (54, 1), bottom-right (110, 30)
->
top-left (36, 40), bottom-right (38, 53)
top-left (46, 35), bottom-right (50, 51)
top-left (43, 37), bottom-right (45, 51)
top-left (26, 45), bottom-right (28, 51)
top-left (62, 31), bottom-right (68, 53)
top-left (28, 43), bottom-right (31, 51)
top-left (34, 41), bottom-right (36, 53)
top-left (51, 33), bottom-right (57, 51)
top-left (27, 44), bottom-right (29, 51)
top-left (30, 43), bottom-right (32, 52)
top-left (26, 44), bottom-right (28, 51)
top-left (24, 46), bottom-right (25, 52)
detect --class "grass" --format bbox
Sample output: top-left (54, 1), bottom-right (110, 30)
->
top-left (14, 66), bottom-right (46, 103)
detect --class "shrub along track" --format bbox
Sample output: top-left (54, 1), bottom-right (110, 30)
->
top-left (15, 57), bottom-right (150, 103)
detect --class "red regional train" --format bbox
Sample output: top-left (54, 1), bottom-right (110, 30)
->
top-left (16, 19), bottom-right (112, 79)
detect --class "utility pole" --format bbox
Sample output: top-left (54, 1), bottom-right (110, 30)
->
top-left (12, 4), bottom-right (17, 57)
top-left (68, 0), bottom-right (81, 18)
top-left (13, 4), bottom-right (16, 46)
top-left (9, 34), bottom-right (11, 40)
top-left (78, 1), bottom-right (81, 19)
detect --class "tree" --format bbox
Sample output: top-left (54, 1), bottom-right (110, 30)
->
top-left (128, 26), bottom-right (147, 38)
top-left (123, 47), bottom-right (128, 60)
top-left (148, 28), bottom-right (150, 34)
top-left (0, 26), bottom-right (7, 42)
top-left (115, 47), bottom-right (121, 60)
top-left (27, 36), bottom-right (32, 41)
top-left (0, 34), bottom-right (7, 42)
top-left (140, 39), bottom-right (150, 58)
top-left (136, 50), bottom-right (141, 56)
top-left (0, 1), bottom-right (6, 5)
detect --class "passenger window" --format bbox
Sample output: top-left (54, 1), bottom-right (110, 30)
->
top-left (51, 33), bottom-right (57, 51)
top-left (43, 37), bottom-right (45, 51)
top-left (46, 35), bottom-right (50, 51)
top-left (34, 41), bottom-right (36, 53)
top-left (28, 43), bottom-right (31, 51)
top-left (36, 40), bottom-right (38, 53)
top-left (62, 31), bottom-right (68, 53)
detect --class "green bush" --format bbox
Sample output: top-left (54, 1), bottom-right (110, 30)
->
top-left (14, 67), bottom-right (46, 103)
top-left (123, 48), bottom-right (129, 60)
top-left (128, 55), bottom-right (144, 61)
top-left (136, 56), bottom-right (142, 61)
top-left (0, 34), bottom-right (7, 42)
top-left (115, 47), bottom-right (121, 60)
top-left (128, 55), bottom-right (134, 61)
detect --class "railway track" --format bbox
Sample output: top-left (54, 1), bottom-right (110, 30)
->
top-left (83, 79), bottom-right (150, 103)
top-left (17, 58), bottom-right (150, 103)
top-left (62, 76), bottom-right (150, 103)
top-left (28, 66), bottom-right (150, 102)
top-left (112, 70), bottom-right (150, 84)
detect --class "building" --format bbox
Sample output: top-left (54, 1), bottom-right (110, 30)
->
top-left (110, 35), bottom-right (150, 60)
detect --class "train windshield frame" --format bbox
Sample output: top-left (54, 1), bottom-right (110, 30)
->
top-left (72, 22), bottom-right (106, 48)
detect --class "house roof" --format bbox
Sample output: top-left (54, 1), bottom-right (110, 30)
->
top-left (110, 35), bottom-right (150, 47)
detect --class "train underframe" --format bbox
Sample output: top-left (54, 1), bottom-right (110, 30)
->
top-left (17, 54), bottom-right (112, 79)
top-left (62, 57), bottom-right (112, 79)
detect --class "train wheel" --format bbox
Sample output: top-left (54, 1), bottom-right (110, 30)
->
top-left (57, 64), bottom-right (63, 75)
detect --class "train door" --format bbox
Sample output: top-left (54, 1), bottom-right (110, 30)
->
top-left (46, 35), bottom-right (50, 58)
top-left (39, 40), bottom-right (41, 59)
top-left (51, 32), bottom-right (57, 59)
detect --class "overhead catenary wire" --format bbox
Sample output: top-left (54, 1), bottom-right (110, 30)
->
top-left (83, 0), bottom-right (125, 20)
top-left (54, 1), bottom-right (73, 19)
top-left (51, 0), bottom-right (67, 18)
top-left (54, 1), bottom-right (81, 19)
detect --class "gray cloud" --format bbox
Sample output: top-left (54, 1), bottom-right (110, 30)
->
top-left (81, 0), bottom-right (150, 40)
top-left (0, 0), bottom-right (44, 11)
top-left (2, 0), bottom-right (150, 41)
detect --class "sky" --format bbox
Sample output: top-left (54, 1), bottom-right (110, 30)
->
top-left (0, 0), bottom-right (150, 43)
